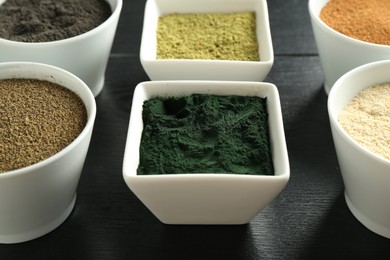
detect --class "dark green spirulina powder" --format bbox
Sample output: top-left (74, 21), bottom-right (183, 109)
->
top-left (138, 94), bottom-right (274, 175)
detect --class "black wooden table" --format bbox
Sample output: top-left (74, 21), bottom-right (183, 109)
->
top-left (1, 0), bottom-right (389, 259)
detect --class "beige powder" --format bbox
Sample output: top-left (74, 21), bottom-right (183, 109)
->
top-left (338, 83), bottom-right (390, 161)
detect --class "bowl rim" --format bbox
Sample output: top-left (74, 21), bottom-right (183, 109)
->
top-left (122, 80), bottom-right (290, 180)
top-left (0, 62), bottom-right (97, 178)
top-left (0, 0), bottom-right (123, 46)
top-left (124, 173), bottom-right (290, 183)
top-left (308, 0), bottom-right (390, 50)
top-left (328, 60), bottom-right (390, 165)
top-left (140, 0), bottom-right (274, 64)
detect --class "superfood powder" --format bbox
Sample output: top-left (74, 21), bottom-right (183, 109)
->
top-left (338, 83), bottom-right (390, 161)
top-left (0, 79), bottom-right (88, 173)
top-left (320, 0), bottom-right (390, 45)
top-left (156, 12), bottom-right (260, 61)
top-left (138, 94), bottom-right (273, 175)
top-left (0, 0), bottom-right (112, 42)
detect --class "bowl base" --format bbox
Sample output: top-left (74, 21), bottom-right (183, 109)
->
top-left (0, 194), bottom-right (77, 244)
top-left (92, 76), bottom-right (105, 97)
top-left (324, 83), bottom-right (331, 95)
top-left (345, 193), bottom-right (390, 239)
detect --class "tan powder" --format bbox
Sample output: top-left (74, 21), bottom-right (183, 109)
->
top-left (338, 83), bottom-right (390, 161)
top-left (156, 12), bottom-right (260, 61)
top-left (320, 0), bottom-right (390, 45)
top-left (0, 79), bottom-right (88, 173)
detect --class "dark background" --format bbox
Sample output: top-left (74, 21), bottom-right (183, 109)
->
top-left (1, 0), bottom-right (390, 259)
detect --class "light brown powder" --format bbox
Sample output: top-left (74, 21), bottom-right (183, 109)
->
top-left (0, 79), bottom-right (88, 173)
top-left (338, 83), bottom-right (390, 161)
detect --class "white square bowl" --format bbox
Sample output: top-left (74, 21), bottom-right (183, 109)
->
top-left (122, 81), bottom-right (289, 225)
top-left (140, 0), bottom-right (274, 81)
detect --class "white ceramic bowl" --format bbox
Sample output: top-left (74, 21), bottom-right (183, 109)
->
top-left (123, 81), bottom-right (289, 224)
top-left (0, 0), bottom-right (122, 97)
top-left (140, 0), bottom-right (273, 81)
top-left (0, 62), bottom-right (96, 244)
top-left (328, 60), bottom-right (390, 238)
top-left (308, 0), bottom-right (390, 94)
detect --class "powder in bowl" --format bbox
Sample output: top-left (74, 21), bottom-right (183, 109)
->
top-left (138, 94), bottom-right (273, 175)
top-left (320, 0), bottom-right (390, 45)
top-left (0, 79), bottom-right (88, 173)
top-left (156, 12), bottom-right (260, 61)
top-left (338, 82), bottom-right (390, 161)
top-left (0, 0), bottom-right (112, 42)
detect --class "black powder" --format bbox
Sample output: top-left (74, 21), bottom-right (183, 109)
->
top-left (0, 0), bottom-right (112, 42)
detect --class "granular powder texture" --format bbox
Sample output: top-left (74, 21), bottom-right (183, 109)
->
top-left (138, 94), bottom-right (273, 175)
top-left (0, 0), bottom-right (112, 42)
top-left (320, 0), bottom-right (390, 45)
top-left (339, 83), bottom-right (390, 161)
top-left (0, 79), bottom-right (88, 173)
top-left (157, 12), bottom-right (260, 61)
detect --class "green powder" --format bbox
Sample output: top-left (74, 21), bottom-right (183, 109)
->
top-left (156, 12), bottom-right (260, 61)
top-left (137, 94), bottom-right (273, 175)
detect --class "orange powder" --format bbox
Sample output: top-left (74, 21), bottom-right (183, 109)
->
top-left (320, 0), bottom-right (390, 45)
